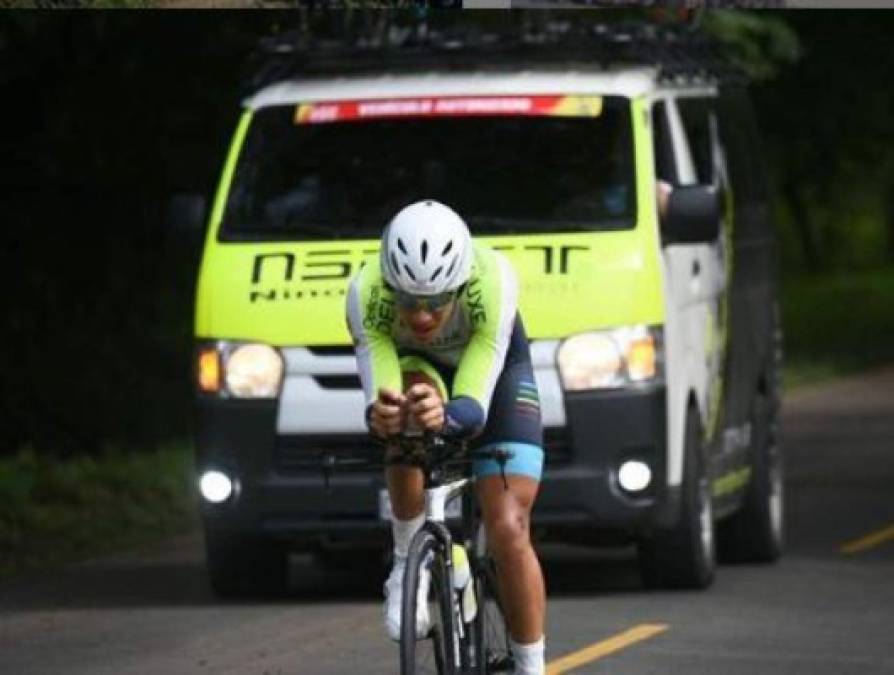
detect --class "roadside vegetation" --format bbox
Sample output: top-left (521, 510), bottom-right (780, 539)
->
top-left (781, 266), bottom-right (894, 390)
top-left (0, 444), bottom-right (197, 581)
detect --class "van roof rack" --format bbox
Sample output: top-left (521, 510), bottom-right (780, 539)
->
top-left (244, 17), bottom-right (748, 95)
top-left (513, 1), bottom-right (785, 7)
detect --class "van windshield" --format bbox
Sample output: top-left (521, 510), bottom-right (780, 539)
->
top-left (221, 96), bottom-right (635, 240)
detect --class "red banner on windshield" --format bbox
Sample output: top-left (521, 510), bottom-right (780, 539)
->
top-left (294, 95), bottom-right (603, 124)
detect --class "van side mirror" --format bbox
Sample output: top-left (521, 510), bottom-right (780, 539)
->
top-left (662, 184), bottom-right (721, 244)
top-left (167, 193), bottom-right (207, 236)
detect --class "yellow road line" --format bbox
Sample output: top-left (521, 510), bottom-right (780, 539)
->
top-left (840, 523), bottom-right (894, 555)
top-left (546, 623), bottom-right (669, 674)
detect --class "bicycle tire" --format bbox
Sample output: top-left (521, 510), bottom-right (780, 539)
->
top-left (401, 528), bottom-right (458, 675)
top-left (473, 558), bottom-right (513, 674)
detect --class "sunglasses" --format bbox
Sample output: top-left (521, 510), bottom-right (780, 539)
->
top-left (393, 290), bottom-right (457, 312)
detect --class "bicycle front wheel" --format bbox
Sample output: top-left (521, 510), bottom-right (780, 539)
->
top-left (401, 528), bottom-right (458, 675)
top-left (474, 558), bottom-right (513, 674)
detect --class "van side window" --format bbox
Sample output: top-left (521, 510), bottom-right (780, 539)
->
top-left (677, 98), bottom-right (715, 186)
top-left (718, 89), bottom-right (769, 208)
top-left (717, 94), bottom-right (751, 203)
top-left (651, 100), bottom-right (677, 185)
top-left (717, 88), bottom-right (772, 243)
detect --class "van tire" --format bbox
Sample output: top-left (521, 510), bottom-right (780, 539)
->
top-left (638, 408), bottom-right (716, 589)
top-left (204, 528), bottom-right (289, 598)
top-left (717, 392), bottom-right (784, 563)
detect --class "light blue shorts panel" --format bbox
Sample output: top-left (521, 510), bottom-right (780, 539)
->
top-left (473, 442), bottom-right (544, 481)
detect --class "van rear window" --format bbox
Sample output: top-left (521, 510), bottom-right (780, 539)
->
top-left (220, 96), bottom-right (634, 240)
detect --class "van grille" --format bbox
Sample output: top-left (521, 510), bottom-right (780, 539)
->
top-left (275, 427), bottom-right (572, 474)
top-left (306, 345), bottom-right (354, 356)
top-left (313, 375), bottom-right (362, 390)
top-left (543, 427), bottom-right (572, 467)
top-left (275, 434), bottom-right (378, 474)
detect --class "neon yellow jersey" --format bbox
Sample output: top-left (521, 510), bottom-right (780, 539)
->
top-left (346, 241), bottom-right (519, 413)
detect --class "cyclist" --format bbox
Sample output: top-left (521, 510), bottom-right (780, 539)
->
top-left (346, 200), bottom-right (546, 675)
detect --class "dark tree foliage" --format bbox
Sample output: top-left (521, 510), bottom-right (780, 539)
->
top-left (0, 13), bottom-right (278, 456)
top-left (752, 12), bottom-right (894, 272)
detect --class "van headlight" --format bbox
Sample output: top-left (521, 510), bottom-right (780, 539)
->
top-left (196, 342), bottom-right (284, 398)
top-left (557, 326), bottom-right (663, 390)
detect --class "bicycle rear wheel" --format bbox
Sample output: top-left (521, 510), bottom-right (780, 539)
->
top-left (401, 528), bottom-right (458, 675)
top-left (474, 558), bottom-right (513, 673)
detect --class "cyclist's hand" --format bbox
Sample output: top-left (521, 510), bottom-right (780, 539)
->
top-left (407, 383), bottom-right (445, 432)
top-left (371, 388), bottom-right (406, 438)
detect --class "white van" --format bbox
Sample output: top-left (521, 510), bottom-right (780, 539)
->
top-left (191, 23), bottom-right (783, 595)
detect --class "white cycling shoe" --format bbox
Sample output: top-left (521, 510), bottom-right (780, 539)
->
top-left (384, 559), bottom-right (431, 641)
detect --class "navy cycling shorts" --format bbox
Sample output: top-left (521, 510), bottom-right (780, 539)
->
top-left (472, 358), bottom-right (544, 481)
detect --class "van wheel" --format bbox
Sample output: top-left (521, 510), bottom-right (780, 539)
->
top-left (717, 393), bottom-right (784, 563)
top-left (204, 528), bottom-right (289, 598)
top-left (638, 408), bottom-right (716, 589)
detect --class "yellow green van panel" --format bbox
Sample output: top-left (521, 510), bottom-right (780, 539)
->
top-left (195, 230), bottom-right (665, 345)
top-left (195, 96), bottom-right (666, 346)
top-left (196, 110), bottom-right (254, 336)
top-left (208, 110), bottom-right (253, 233)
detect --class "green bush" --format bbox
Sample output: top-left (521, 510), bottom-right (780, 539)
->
top-left (0, 443), bottom-right (198, 579)
top-left (781, 266), bottom-right (894, 388)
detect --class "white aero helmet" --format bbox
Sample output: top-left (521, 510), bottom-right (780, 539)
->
top-left (380, 200), bottom-right (473, 296)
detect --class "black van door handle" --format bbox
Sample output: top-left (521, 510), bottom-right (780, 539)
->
top-left (692, 259), bottom-right (701, 277)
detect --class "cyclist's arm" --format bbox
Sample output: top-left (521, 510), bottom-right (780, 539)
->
top-left (446, 251), bottom-right (519, 438)
top-left (346, 272), bottom-right (402, 420)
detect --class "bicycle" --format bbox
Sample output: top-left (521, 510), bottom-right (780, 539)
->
top-left (387, 432), bottom-right (515, 675)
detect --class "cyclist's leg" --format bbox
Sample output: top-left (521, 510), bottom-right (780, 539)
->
top-left (475, 474), bottom-right (544, 637)
top-left (383, 357), bottom-right (453, 641)
top-left (472, 358), bottom-right (546, 671)
top-left (383, 461), bottom-right (426, 640)
top-left (386, 464), bottom-right (425, 520)
top-left (388, 355), bottom-right (452, 519)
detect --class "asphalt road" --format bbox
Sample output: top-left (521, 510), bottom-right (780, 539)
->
top-left (2, 367), bottom-right (893, 674)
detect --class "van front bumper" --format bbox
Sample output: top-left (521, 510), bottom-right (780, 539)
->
top-left (535, 384), bottom-right (680, 538)
top-left (195, 397), bottom-right (390, 546)
top-left (194, 383), bottom-right (678, 546)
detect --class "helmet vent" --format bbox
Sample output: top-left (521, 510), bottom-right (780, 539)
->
top-left (403, 264), bottom-right (417, 281)
top-left (445, 254), bottom-right (458, 280)
top-left (441, 240), bottom-right (453, 256)
top-left (421, 240), bottom-right (428, 264)
top-left (397, 238), bottom-right (408, 255)
top-left (429, 266), bottom-right (444, 282)
top-left (390, 252), bottom-right (401, 278)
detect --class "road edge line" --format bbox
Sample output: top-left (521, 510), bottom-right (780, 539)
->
top-left (545, 623), bottom-right (669, 674)
top-left (840, 523), bottom-right (894, 555)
